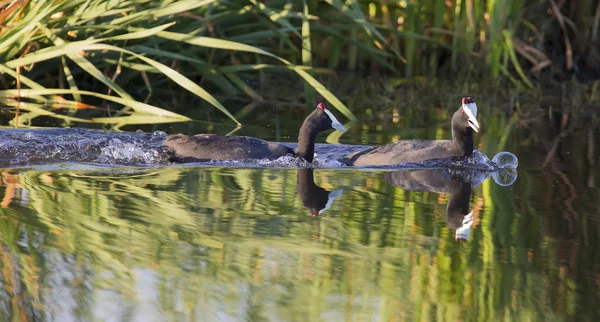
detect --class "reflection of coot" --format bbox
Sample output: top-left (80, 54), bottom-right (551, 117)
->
top-left (296, 169), bottom-right (343, 217)
top-left (384, 170), bottom-right (474, 241)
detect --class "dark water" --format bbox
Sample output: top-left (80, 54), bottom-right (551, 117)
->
top-left (0, 101), bottom-right (598, 321)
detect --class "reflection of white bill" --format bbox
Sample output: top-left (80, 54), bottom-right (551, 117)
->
top-left (455, 211), bottom-right (474, 241)
top-left (319, 189), bottom-right (344, 215)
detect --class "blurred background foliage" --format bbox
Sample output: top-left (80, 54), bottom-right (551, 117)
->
top-left (0, 0), bottom-right (598, 128)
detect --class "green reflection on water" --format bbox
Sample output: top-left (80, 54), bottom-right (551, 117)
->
top-left (0, 87), bottom-right (599, 321)
top-left (0, 161), bottom-right (595, 321)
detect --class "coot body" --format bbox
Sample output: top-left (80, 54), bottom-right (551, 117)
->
top-left (162, 134), bottom-right (293, 162)
top-left (341, 97), bottom-right (479, 166)
top-left (163, 103), bottom-right (345, 163)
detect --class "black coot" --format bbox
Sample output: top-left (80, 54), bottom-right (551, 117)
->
top-left (163, 103), bottom-right (345, 163)
top-left (341, 97), bottom-right (480, 166)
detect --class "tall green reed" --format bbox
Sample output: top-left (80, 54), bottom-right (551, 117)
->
top-left (0, 0), bottom-right (596, 129)
top-left (0, 0), bottom-right (362, 129)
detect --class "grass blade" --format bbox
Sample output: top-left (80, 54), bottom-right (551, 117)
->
top-left (0, 64), bottom-right (44, 90)
top-left (0, 1), bottom-right (53, 57)
top-left (503, 31), bottom-right (534, 89)
top-left (249, 0), bottom-right (301, 38)
top-left (225, 73), bottom-right (263, 101)
top-left (74, 43), bottom-right (239, 124)
top-left (6, 23), bottom-right (176, 69)
top-left (109, 0), bottom-right (217, 26)
top-left (151, 30), bottom-right (355, 120)
top-left (323, 0), bottom-right (405, 63)
top-left (301, 0), bottom-right (314, 106)
top-left (40, 24), bottom-right (133, 100)
top-left (60, 57), bottom-right (81, 102)
top-left (0, 88), bottom-right (191, 120)
top-left (294, 67), bottom-right (355, 120)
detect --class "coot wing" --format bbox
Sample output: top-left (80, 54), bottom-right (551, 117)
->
top-left (163, 134), bottom-right (294, 161)
top-left (344, 140), bottom-right (454, 166)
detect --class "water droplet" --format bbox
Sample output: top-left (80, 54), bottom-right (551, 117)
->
top-left (492, 151), bottom-right (518, 168)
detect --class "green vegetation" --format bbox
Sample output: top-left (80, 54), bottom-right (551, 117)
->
top-left (0, 0), bottom-right (598, 128)
top-left (0, 0), bottom-right (357, 128)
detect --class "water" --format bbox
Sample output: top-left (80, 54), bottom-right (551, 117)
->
top-left (0, 128), bottom-right (171, 166)
top-left (0, 102), bottom-right (597, 321)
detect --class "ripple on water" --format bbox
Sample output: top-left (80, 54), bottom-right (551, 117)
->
top-left (194, 154), bottom-right (347, 169)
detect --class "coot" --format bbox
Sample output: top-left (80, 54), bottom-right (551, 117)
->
top-left (341, 97), bottom-right (480, 166)
top-left (163, 103), bottom-right (345, 163)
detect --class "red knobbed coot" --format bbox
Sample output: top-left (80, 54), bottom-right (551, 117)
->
top-left (341, 97), bottom-right (480, 166)
top-left (163, 103), bottom-right (346, 163)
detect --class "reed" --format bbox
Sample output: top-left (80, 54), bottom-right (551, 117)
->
top-left (0, 0), bottom-right (597, 128)
top-left (0, 0), bottom-right (359, 128)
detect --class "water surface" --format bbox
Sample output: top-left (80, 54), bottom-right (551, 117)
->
top-left (0, 97), bottom-right (597, 321)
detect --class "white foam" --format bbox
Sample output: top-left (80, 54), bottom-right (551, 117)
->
top-left (100, 139), bottom-right (165, 165)
top-left (0, 128), bottom-right (171, 167)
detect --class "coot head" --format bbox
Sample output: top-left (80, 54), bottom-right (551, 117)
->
top-left (296, 103), bottom-right (345, 163)
top-left (313, 103), bottom-right (346, 133)
top-left (457, 97), bottom-right (480, 133)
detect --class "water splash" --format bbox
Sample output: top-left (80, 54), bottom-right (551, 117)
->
top-left (419, 151), bottom-right (519, 186)
top-left (0, 128), bottom-right (170, 167)
top-left (99, 138), bottom-right (164, 165)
